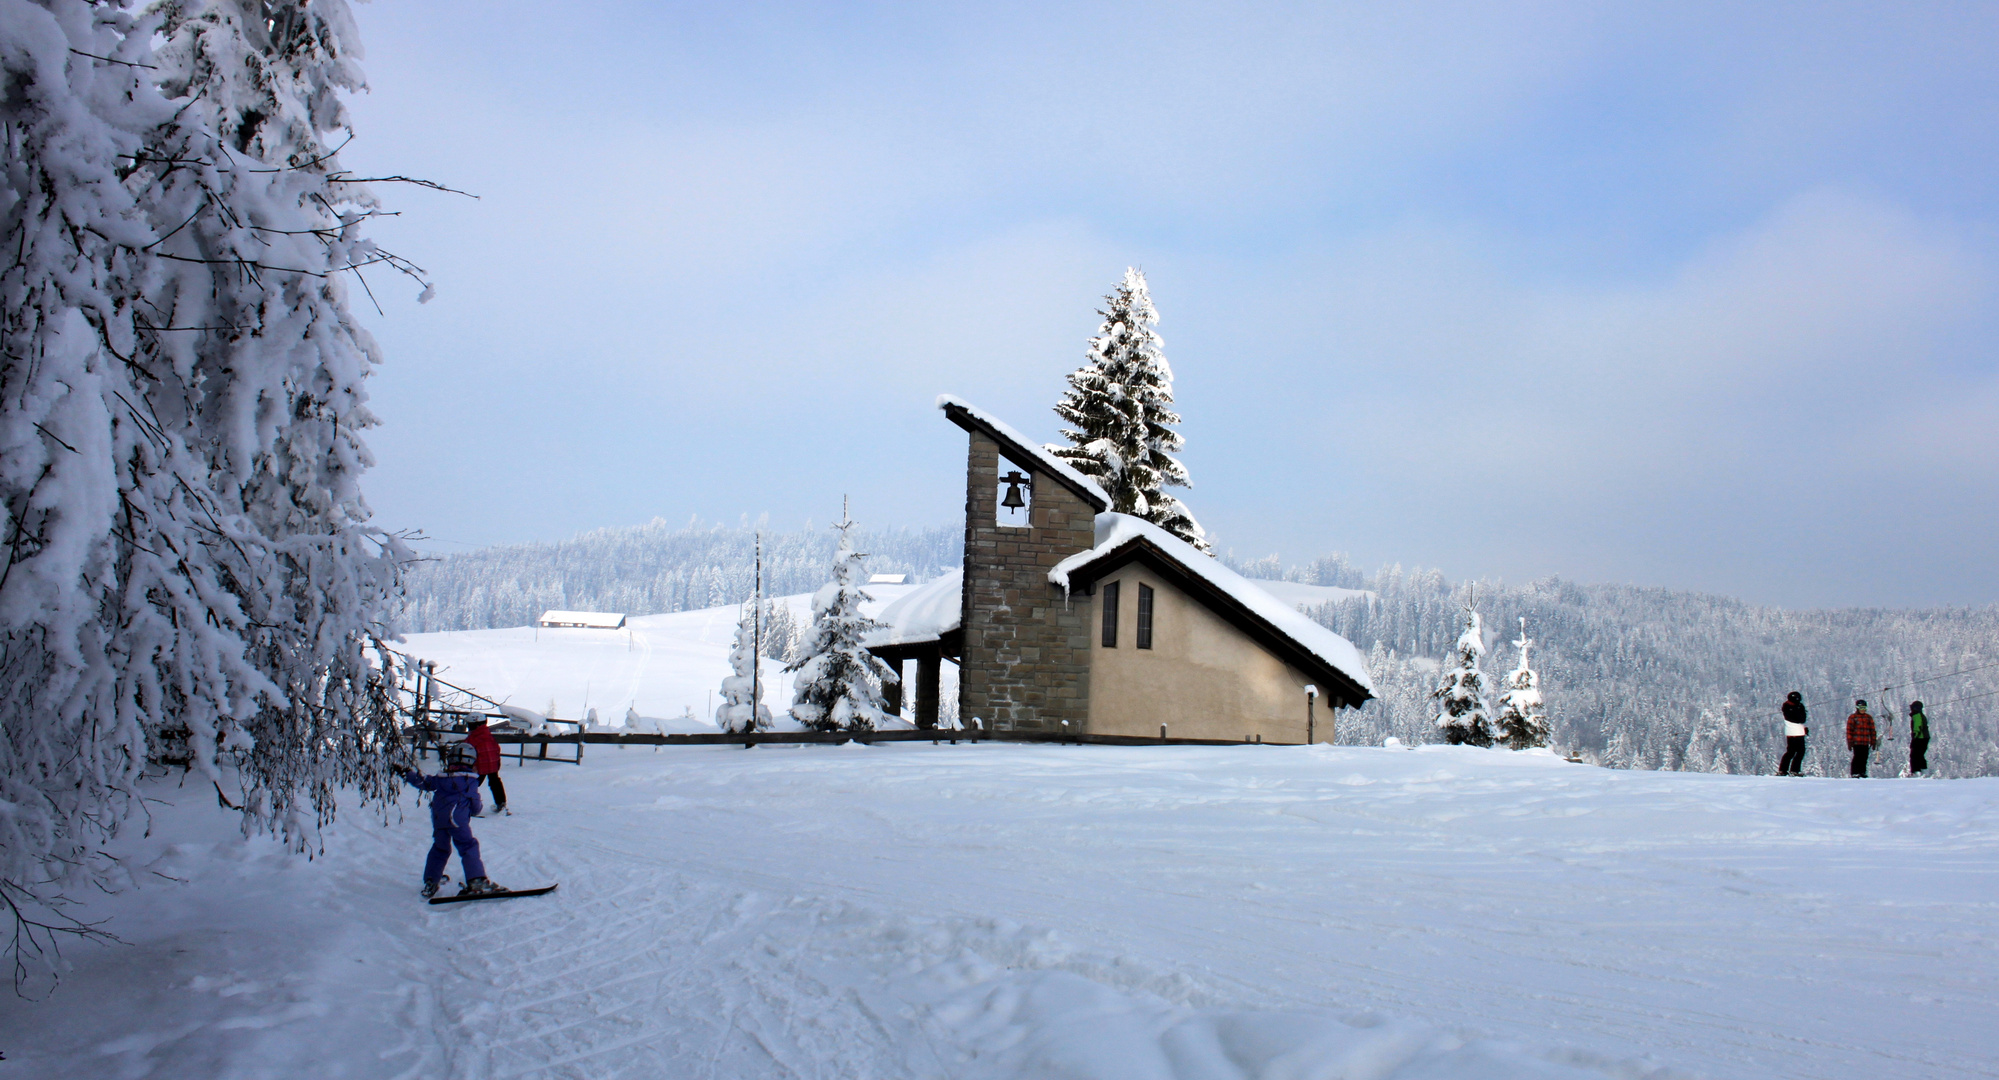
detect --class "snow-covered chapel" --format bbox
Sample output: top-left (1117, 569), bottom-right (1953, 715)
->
top-left (864, 397), bottom-right (1374, 741)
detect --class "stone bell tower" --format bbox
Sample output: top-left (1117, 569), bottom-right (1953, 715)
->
top-left (941, 398), bottom-right (1106, 732)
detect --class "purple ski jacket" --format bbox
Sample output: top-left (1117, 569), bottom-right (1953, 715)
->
top-left (404, 769), bottom-right (483, 829)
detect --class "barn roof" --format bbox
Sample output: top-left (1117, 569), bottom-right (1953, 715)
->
top-left (538, 610), bottom-right (628, 629)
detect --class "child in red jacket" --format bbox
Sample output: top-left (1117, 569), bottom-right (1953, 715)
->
top-left (465, 720), bottom-right (508, 814)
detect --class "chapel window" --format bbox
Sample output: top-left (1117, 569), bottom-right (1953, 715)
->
top-left (1101, 581), bottom-right (1119, 647)
top-left (1136, 584), bottom-right (1154, 649)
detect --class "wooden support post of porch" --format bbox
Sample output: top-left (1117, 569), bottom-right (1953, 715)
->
top-left (916, 651), bottom-right (942, 730)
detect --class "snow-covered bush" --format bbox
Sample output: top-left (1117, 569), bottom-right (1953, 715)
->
top-left (1, 0), bottom-right (414, 979)
top-left (1495, 618), bottom-right (1549, 750)
top-left (1433, 603), bottom-right (1494, 746)
top-left (1047, 268), bottom-right (1208, 552)
top-left (786, 516), bottom-right (897, 732)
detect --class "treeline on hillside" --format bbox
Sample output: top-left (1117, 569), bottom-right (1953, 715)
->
top-left (397, 519), bottom-right (961, 632)
top-left (1297, 568), bottom-right (1999, 779)
top-left (401, 525), bottom-right (1999, 777)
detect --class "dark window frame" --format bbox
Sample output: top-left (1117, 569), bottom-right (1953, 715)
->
top-left (1136, 583), bottom-right (1154, 649)
top-left (1101, 580), bottom-right (1119, 647)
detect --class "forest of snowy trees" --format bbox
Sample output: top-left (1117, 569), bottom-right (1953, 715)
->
top-left (402, 524), bottom-right (1999, 778)
top-left (1299, 564), bottom-right (1999, 779)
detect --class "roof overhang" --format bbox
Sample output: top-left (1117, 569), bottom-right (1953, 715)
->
top-left (1058, 535), bottom-right (1374, 708)
top-left (940, 399), bottom-right (1109, 512)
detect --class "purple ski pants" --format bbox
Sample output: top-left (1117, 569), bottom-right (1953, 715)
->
top-left (424, 822), bottom-right (485, 882)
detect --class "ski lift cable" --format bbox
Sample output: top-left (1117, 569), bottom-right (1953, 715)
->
top-left (1797, 656), bottom-right (1999, 712)
top-left (1908, 685), bottom-right (1999, 711)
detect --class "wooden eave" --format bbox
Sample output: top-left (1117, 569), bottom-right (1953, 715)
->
top-left (1059, 536), bottom-right (1374, 708)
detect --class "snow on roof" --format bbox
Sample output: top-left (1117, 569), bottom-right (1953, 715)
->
top-left (935, 395), bottom-right (1109, 509)
top-left (868, 573), bottom-right (909, 585)
top-left (862, 569), bottom-right (963, 648)
top-left (538, 610), bottom-right (628, 629)
top-left (1049, 514), bottom-right (1376, 697)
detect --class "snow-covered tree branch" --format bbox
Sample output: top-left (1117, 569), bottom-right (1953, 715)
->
top-left (1, 0), bottom-right (414, 986)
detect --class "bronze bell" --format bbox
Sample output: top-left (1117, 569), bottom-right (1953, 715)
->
top-left (1000, 470), bottom-right (1030, 510)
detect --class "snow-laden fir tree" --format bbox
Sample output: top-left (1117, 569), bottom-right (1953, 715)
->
top-left (786, 513), bottom-right (898, 732)
top-left (1047, 268), bottom-right (1209, 552)
top-left (1494, 618), bottom-right (1549, 750)
top-left (761, 598), bottom-right (798, 661)
top-left (1, 0), bottom-right (416, 974)
top-left (715, 599), bottom-right (774, 733)
top-left (1433, 602), bottom-right (1494, 747)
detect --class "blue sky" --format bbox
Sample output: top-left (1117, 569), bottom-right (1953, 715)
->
top-left (342, 1), bottom-right (1999, 608)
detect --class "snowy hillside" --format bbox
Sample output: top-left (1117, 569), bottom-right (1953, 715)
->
top-left (400, 584), bottom-right (922, 728)
top-left (10, 744), bottom-right (1994, 1078)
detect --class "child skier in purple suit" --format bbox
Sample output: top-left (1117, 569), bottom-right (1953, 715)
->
top-left (404, 741), bottom-right (503, 898)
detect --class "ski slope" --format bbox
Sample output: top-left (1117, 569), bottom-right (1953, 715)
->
top-left (10, 743), bottom-right (1996, 1079)
top-left (398, 585), bottom-right (921, 727)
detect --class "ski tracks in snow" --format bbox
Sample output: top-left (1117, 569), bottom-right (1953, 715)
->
top-left (407, 787), bottom-right (1681, 1080)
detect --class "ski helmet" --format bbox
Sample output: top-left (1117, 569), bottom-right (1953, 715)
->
top-left (1910, 700), bottom-right (1924, 714)
top-left (1786, 690), bottom-right (1802, 703)
top-left (443, 740), bottom-right (478, 770)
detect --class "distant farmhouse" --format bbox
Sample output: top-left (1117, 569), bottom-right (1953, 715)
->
top-left (538, 610), bottom-right (627, 630)
top-left (864, 397), bottom-right (1374, 742)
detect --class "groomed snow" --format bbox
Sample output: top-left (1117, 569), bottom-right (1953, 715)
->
top-left (1053, 514), bottom-right (1378, 697)
top-left (12, 745), bottom-right (1994, 1079)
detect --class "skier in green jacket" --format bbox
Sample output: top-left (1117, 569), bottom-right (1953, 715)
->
top-left (1908, 701), bottom-right (1931, 775)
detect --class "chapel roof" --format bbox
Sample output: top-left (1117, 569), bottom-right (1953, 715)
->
top-left (1050, 513), bottom-right (1377, 703)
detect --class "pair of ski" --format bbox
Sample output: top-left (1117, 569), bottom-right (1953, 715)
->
top-left (427, 882), bottom-right (559, 905)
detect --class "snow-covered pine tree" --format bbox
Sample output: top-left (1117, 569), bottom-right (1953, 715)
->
top-left (1047, 268), bottom-right (1209, 552)
top-left (760, 598), bottom-right (797, 661)
top-left (1494, 618), bottom-right (1549, 750)
top-left (715, 599), bottom-right (773, 733)
top-left (785, 513), bottom-right (898, 732)
top-left (1, 1), bottom-right (416, 973)
top-left (1432, 602), bottom-right (1494, 747)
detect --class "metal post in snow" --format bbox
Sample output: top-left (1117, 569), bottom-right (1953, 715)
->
top-left (751, 531), bottom-right (761, 747)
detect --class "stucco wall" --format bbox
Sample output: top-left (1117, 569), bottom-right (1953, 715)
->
top-left (958, 432), bottom-right (1097, 732)
top-left (1086, 565), bottom-right (1329, 743)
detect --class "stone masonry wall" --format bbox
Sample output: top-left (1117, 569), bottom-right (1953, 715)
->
top-left (958, 432), bottom-right (1098, 731)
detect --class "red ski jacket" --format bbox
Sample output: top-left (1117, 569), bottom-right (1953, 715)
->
top-left (465, 723), bottom-right (502, 775)
top-left (1845, 712), bottom-right (1878, 749)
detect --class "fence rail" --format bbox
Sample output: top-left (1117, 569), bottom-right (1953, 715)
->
top-left (485, 727), bottom-right (1261, 749)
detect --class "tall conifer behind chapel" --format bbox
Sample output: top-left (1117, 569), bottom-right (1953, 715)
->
top-left (1048, 268), bottom-right (1209, 552)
